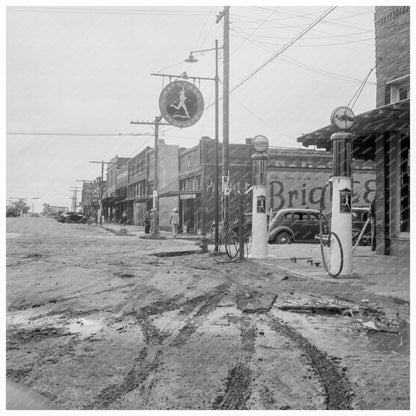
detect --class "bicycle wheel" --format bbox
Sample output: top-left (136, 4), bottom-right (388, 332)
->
top-left (320, 231), bottom-right (343, 278)
top-left (225, 230), bottom-right (240, 260)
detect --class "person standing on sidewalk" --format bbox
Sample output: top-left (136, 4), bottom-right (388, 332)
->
top-left (169, 208), bottom-right (179, 237)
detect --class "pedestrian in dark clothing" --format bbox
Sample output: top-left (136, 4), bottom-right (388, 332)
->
top-left (144, 211), bottom-right (151, 234)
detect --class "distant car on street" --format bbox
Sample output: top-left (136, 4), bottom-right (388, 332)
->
top-left (268, 208), bottom-right (328, 244)
top-left (57, 212), bottom-right (86, 223)
top-left (6, 207), bottom-right (20, 217)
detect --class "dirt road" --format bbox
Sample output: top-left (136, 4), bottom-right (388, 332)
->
top-left (6, 217), bottom-right (410, 410)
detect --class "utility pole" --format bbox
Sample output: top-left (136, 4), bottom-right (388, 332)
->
top-left (216, 6), bottom-right (230, 225)
top-left (69, 187), bottom-right (81, 212)
top-left (76, 180), bottom-right (92, 217)
top-left (130, 117), bottom-right (170, 236)
top-left (90, 161), bottom-right (109, 225)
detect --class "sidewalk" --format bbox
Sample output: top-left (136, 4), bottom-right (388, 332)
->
top-left (99, 222), bottom-right (202, 252)
top-left (256, 243), bottom-right (410, 302)
top-left (98, 222), bottom-right (409, 302)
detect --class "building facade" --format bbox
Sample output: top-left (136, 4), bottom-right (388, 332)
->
top-left (126, 146), bottom-right (151, 225)
top-left (297, 6), bottom-right (410, 256)
top-left (104, 156), bottom-right (130, 222)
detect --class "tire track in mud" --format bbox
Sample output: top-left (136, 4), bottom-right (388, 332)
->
top-left (213, 316), bottom-right (257, 410)
top-left (170, 282), bottom-right (231, 347)
top-left (267, 315), bottom-right (353, 410)
top-left (86, 348), bottom-right (162, 410)
top-left (86, 280), bottom-right (232, 409)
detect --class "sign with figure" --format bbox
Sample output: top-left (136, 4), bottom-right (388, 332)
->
top-left (339, 188), bottom-right (352, 213)
top-left (159, 80), bottom-right (204, 128)
top-left (257, 195), bottom-right (266, 213)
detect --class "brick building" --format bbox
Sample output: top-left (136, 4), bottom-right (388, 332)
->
top-left (126, 146), bottom-right (151, 225)
top-left (297, 6), bottom-right (410, 256)
top-left (103, 156), bottom-right (130, 222)
top-left (176, 138), bottom-right (375, 235)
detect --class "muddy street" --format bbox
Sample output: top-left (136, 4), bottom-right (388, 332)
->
top-left (6, 217), bottom-right (410, 410)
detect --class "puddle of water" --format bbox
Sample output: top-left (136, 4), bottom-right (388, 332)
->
top-left (66, 318), bottom-right (105, 337)
top-left (6, 233), bottom-right (21, 239)
top-left (366, 320), bottom-right (409, 353)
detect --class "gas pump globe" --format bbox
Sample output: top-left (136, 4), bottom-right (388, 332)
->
top-left (249, 135), bottom-right (269, 259)
top-left (328, 106), bottom-right (355, 276)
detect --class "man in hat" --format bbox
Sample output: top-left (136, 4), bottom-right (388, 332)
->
top-left (169, 208), bottom-right (180, 237)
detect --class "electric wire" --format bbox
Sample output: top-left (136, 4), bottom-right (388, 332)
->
top-left (347, 66), bottom-right (375, 109)
top-left (6, 132), bottom-right (154, 137)
top-left (231, 6), bottom-right (279, 56)
top-left (8, 7), bottom-right (216, 16)
top-left (228, 6), bottom-right (337, 96)
top-left (236, 33), bottom-right (376, 86)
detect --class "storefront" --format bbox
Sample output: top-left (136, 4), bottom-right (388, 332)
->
top-left (297, 99), bottom-right (409, 256)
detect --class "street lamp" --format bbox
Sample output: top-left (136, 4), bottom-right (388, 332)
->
top-left (185, 40), bottom-right (221, 251)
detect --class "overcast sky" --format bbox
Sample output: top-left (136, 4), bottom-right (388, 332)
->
top-left (5, 2), bottom-right (384, 209)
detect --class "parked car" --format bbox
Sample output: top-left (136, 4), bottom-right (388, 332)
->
top-left (6, 207), bottom-right (20, 217)
top-left (268, 208), bottom-right (328, 244)
top-left (57, 212), bottom-right (86, 223)
top-left (210, 213), bottom-right (271, 240)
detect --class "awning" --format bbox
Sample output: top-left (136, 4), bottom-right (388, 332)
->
top-left (296, 99), bottom-right (410, 160)
top-left (158, 190), bottom-right (201, 197)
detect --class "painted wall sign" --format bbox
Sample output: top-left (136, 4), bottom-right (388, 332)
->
top-left (268, 170), bottom-right (375, 212)
top-left (159, 80), bottom-right (204, 128)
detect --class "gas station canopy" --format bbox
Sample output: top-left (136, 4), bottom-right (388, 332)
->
top-left (296, 99), bottom-right (410, 161)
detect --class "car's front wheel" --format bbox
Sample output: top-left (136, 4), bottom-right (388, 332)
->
top-left (274, 231), bottom-right (292, 244)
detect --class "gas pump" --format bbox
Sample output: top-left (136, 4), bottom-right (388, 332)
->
top-left (320, 106), bottom-right (355, 277)
top-left (249, 135), bottom-right (269, 259)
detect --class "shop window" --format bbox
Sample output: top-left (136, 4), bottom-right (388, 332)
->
top-left (399, 136), bottom-right (410, 233)
top-left (386, 75), bottom-right (410, 104)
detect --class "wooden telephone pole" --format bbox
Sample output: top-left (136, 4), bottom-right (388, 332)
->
top-left (130, 117), bottom-right (170, 236)
top-left (89, 161), bottom-right (109, 225)
top-left (216, 6), bottom-right (230, 225)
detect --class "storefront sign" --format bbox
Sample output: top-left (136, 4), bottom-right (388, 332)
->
top-left (159, 80), bottom-right (204, 128)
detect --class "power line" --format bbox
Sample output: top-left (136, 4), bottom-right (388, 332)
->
top-left (229, 89), bottom-right (295, 140)
top-left (8, 7), bottom-right (215, 16)
top-left (236, 33), bottom-right (376, 86)
top-left (231, 6), bottom-right (279, 56)
top-left (231, 27), bottom-right (374, 40)
top-left (347, 66), bottom-right (375, 109)
top-left (6, 132), bottom-right (154, 137)
top-left (229, 6), bottom-right (337, 95)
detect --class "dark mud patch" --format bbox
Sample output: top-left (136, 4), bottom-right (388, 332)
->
top-left (268, 316), bottom-right (353, 410)
top-left (278, 304), bottom-right (348, 315)
top-left (387, 296), bottom-right (409, 306)
top-left (138, 294), bottom-right (184, 316)
top-left (366, 320), bottom-right (410, 353)
top-left (7, 326), bottom-right (72, 347)
top-left (237, 289), bottom-right (276, 314)
top-left (114, 272), bottom-right (135, 278)
top-left (7, 366), bottom-right (34, 382)
top-left (152, 250), bottom-right (201, 257)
